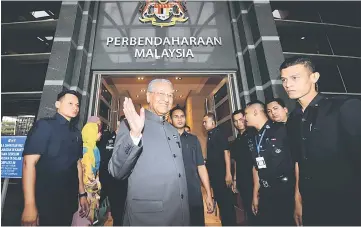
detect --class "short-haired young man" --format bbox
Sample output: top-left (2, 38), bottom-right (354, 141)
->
top-left (170, 106), bottom-right (213, 226)
top-left (203, 112), bottom-right (236, 226)
top-left (281, 56), bottom-right (361, 226)
top-left (230, 109), bottom-right (255, 225)
top-left (21, 90), bottom-right (89, 226)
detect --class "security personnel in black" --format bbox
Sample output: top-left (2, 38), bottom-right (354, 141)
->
top-left (281, 56), bottom-right (361, 226)
top-left (21, 90), bottom-right (89, 226)
top-left (244, 101), bottom-right (295, 226)
top-left (203, 112), bottom-right (236, 226)
top-left (171, 106), bottom-right (214, 226)
top-left (230, 109), bottom-right (255, 225)
top-left (98, 117), bottom-right (128, 226)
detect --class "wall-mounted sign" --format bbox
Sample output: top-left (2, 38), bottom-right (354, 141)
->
top-left (1, 136), bottom-right (26, 178)
top-left (139, 0), bottom-right (188, 27)
top-left (106, 36), bottom-right (222, 59)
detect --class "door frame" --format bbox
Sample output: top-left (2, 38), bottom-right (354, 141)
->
top-left (88, 70), bottom-right (241, 133)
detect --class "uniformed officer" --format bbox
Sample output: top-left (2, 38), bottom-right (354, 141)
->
top-left (170, 106), bottom-right (214, 226)
top-left (230, 109), bottom-right (255, 225)
top-left (281, 56), bottom-right (361, 226)
top-left (244, 100), bottom-right (295, 226)
top-left (21, 90), bottom-right (89, 226)
top-left (266, 98), bottom-right (288, 123)
top-left (203, 112), bottom-right (236, 226)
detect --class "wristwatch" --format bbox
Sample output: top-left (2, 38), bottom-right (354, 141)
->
top-left (79, 192), bottom-right (87, 198)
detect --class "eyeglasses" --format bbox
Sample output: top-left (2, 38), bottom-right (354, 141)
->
top-left (150, 91), bottom-right (174, 99)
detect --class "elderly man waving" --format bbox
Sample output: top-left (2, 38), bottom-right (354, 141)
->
top-left (109, 79), bottom-right (190, 226)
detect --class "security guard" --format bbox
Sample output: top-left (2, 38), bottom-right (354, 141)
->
top-left (281, 56), bottom-right (361, 226)
top-left (230, 109), bottom-right (255, 225)
top-left (203, 112), bottom-right (236, 226)
top-left (244, 100), bottom-right (295, 226)
top-left (170, 106), bottom-right (213, 226)
top-left (21, 90), bottom-right (89, 226)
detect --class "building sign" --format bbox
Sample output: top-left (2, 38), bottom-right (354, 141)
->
top-left (1, 136), bottom-right (26, 178)
top-left (139, 0), bottom-right (188, 27)
top-left (106, 36), bottom-right (222, 59)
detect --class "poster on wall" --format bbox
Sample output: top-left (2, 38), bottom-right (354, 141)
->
top-left (1, 136), bottom-right (26, 178)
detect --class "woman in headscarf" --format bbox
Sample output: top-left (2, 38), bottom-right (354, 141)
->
top-left (81, 122), bottom-right (102, 225)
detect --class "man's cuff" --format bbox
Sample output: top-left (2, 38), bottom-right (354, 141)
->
top-left (130, 133), bottom-right (142, 146)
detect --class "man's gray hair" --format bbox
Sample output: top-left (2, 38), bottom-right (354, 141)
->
top-left (147, 79), bottom-right (173, 92)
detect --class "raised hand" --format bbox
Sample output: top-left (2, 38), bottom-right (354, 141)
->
top-left (123, 97), bottom-right (145, 137)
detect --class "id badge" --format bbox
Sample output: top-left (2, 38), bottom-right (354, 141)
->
top-left (256, 157), bottom-right (267, 169)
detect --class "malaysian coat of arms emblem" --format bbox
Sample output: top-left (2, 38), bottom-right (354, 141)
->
top-left (139, 0), bottom-right (189, 27)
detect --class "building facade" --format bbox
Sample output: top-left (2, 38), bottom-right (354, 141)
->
top-left (1, 1), bottom-right (361, 224)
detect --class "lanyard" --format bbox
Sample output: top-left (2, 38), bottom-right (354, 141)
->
top-left (255, 129), bottom-right (267, 156)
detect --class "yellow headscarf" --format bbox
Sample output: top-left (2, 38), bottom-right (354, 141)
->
top-left (82, 122), bottom-right (99, 162)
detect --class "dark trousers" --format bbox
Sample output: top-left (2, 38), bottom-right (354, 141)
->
top-left (190, 204), bottom-right (205, 226)
top-left (108, 179), bottom-right (128, 226)
top-left (302, 191), bottom-right (361, 226)
top-left (255, 188), bottom-right (294, 226)
top-left (39, 210), bottom-right (74, 226)
top-left (238, 184), bottom-right (255, 225)
top-left (211, 178), bottom-right (236, 226)
top-left (99, 159), bottom-right (128, 226)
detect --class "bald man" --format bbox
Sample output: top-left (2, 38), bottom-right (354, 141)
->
top-left (244, 100), bottom-right (295, 226)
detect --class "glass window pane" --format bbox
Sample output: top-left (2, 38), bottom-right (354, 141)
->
top-left (101, 83), bottom-right (112, 105)
top-left (214, 84), bottom-right (228, 105)
top-left (99, 100), bottom-right (110, 120)
top-left (338, 59), bottom-right (361, 93)
top-left (277, 24), bottom-right (333, 55)
top-left (2, 116), bottom-right (35, 136)
top-left (313, 60), bottom-right (346, 93)
top-left (271, 2), bottom-right (321, 22)
top-left (318, 2), bottom-right (361, 27)
top-left (264, 86), bottom-right (274, 103)
top-left (1, 98), bottom-right (40, 116)
top-left (243, 51), bottom-right (255, 89)
top-left (327, 28), bottom-right (361, 58)
top-left (236, 70), bottom-right (244, 94)
top-left (232, 1), bottom-right (241, 18)
top-left (240, 97), bottom-right (246, 109)
top-left (237, 17), bottom-right (248, 50)
top-left (255, 43), bottom-right (270, 85)
top-left (215, 101), bottom-right (230, 122)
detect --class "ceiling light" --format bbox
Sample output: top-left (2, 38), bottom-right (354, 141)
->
top-left (45, 36), bottom-right (53, 40)
top-left (37, 37), bottom-right (44, 41)
top-left (136, 95), bottom-right (139, 98)
top-left (175, 77), bottom-right (182, 80)
top-left (272, 10), bottom-right (281, 19)
top-left (137, 77), bottom-right (144, 80)
top-left (175, 89), bottom-right (178, 92)
top-left (301, 37), bottom-right (305, 40)
top-left (31, 11), bottom-right (50, 18)
top-left (179, 95), bottom-right (183, 98)
top-left (140, 89), bottom-right (146, 92)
